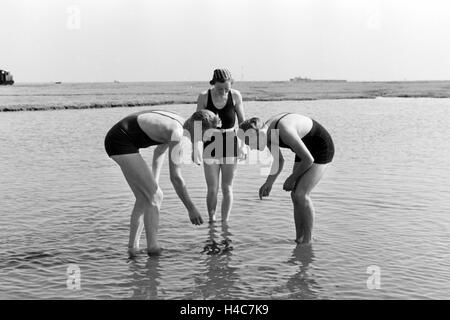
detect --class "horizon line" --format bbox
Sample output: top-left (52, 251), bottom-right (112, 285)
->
top-left (9, 79), bottom-right (450, 84)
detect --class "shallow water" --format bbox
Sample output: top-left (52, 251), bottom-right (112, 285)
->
top-left (0, 98), bottom-right (449, 299)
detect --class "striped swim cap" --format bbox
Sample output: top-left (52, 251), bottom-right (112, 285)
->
top-left (210, 68), bottom-right (233, 85)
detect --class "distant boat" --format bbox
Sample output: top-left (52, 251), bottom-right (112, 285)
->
top-left (114, 80), bottom-right (120, 83)
top-left (0, 69), bottom-right (14, 85)
top-left (289, 76), bottom-right (312, 82)
top-left (289, 76), bottom-right (346, 83)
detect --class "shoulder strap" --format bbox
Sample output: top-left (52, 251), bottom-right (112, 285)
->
top-left (206, 89), bottom-right (215, 110)
top-left (227, 90), bottom-right (235, 107)
top-left (151, 111), bottom-right (183, 126)
top-left (274, 113), bottom-right (290, 129)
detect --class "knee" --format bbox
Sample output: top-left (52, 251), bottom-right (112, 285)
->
top-left (134, 198), bottom-right (146, 211)
top-left (221, 183), bottom-right (233, 197)
top-left (291, 188), bottom-right (310, 205)
top-left (155, 187), bottom-right (163, 203)
top-left (207, 184), bottom-right (219, 196)
top-left (140, 187), bottom-right (163, 207)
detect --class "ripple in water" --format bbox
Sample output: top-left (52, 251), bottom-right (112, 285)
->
top-left (0, 98), bottom-right (449, 299)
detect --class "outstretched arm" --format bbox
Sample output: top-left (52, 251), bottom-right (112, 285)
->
top-left (266, 145), bottom-right (285, 184)
top-left (168, 141), bottom-right (203, 225)
top-left (259, 145), bottom-right (284, 199)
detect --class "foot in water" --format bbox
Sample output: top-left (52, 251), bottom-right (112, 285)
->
top-left (129, 247), bottom-right (153, 258)
top-left (128, 247), bottom-right (141, 258)
top-left (147, 246), bottom-right (163, 256)
top-left (295, 236), bottom-right (313, 245)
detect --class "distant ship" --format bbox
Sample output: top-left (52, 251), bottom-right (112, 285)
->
top-left (289, 76), bottom-right (312, 82)
top-left (289, 76), bottom-right (346, 83)
top-left (0, 69), bottom-right (14, 85)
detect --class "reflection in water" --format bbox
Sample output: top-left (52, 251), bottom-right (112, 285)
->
top-left (127, 256), bottom-right (161, 300)
top-left (285, 245), bottom-right (320, 299)
top-left (3, 99), bottom-right (450, 299)
top-left (195, 222), bottom-right (240, 299)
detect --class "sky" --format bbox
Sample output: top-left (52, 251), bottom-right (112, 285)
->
top-left (1, 0), bottom-right (450, 82)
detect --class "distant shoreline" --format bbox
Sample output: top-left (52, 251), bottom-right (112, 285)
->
top-left (1, 80), bottom-right (449, 112)
top-left (2, 96), bottom-right (449, 113)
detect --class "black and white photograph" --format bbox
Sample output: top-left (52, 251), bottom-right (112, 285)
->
top-left (1, 0), bottom-right (449, 304)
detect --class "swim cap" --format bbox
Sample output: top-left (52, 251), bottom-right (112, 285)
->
top-left (209, 68), bottom-right (233, 85)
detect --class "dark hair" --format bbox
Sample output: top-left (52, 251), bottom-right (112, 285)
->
top-left (210, 79), bottom-right (234, 86)
top-left (184, 110), bottom-right (220, 139)
top-left (239, 117), bottom-right (264, 132)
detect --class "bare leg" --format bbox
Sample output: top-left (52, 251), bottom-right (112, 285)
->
top-left (220, 160), bottom-right (237, 222)
top-left (129, 199), bottom-right (145, 251)
top-left (124, 179), bottom-right (147, 253)
top-left (143, 187), bottom-right (163, 255)
top-left (291, 198), bottom-right (304, 244)
top-left (291, 163), bottom-right (328, 244)
top-left (204, 161), bottom-right (220, 222)
top-left (112, 153), bottom-right (163, 256)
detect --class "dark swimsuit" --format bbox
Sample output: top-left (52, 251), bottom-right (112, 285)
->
top-left (104, 110), bottom-right (183, 157)
top-left (203, 89), bottom-right (238, 159)
top-left (271, 113), bottom-right (334, 164)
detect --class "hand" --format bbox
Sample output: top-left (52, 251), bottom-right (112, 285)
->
top-left (283, 175), bottom-right (298, 192)
top-left (188, 207), bottom-right (204, 225)
top-left (238, 145), bottom-right (248, 161)
top-left (191, 151), bottom-right (202, 166)
top-left (259, 182), bottom-right (273, 199)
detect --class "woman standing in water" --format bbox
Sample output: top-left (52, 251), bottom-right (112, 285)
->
top-left (196, 69), bottom-right (246, 223)
top-left (239, 113), bottom-right (334, 244)
top-left (104, 109), bottom-right (220, 256)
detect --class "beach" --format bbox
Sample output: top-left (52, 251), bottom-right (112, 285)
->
top-left (1, 80), bottom-right (450, 112)
top-left (3, 0), bottom-right (450, 306)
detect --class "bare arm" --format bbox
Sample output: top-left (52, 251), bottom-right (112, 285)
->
top-left (280, 127), bottom-right (314, 180)
top-left (233, 90), bottom-right (245, 125)
top-left (152, 144), bottom-right (169, 183)
top-left (259, 121), bottom-right (285, 199)
top-left (196, 92), bottom-right (206, 111)
top-left (279, 125), bottom-right (314, 191)
top-left (192, 93), bottom-right (208, 164)
top-left (233, 90), bottom-right (247, 158)
top-left (168, 140), bottom-right (203, 225)
top-left (259, 143), bottom-right (285, 199)
top-left (265, 144), bottom-right (285, 185)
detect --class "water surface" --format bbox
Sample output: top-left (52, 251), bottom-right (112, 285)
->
top-left (0, 98), bottom-right (449, 299)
